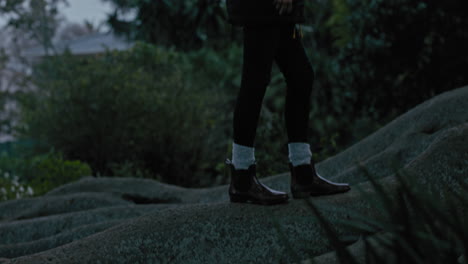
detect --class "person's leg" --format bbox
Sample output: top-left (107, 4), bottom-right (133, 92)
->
top-left (274, 25), bottom-right (351, 197)
top-left (274, 24), bottom-right (315, 166)
top-left (228, 25), bottom-right (290, 205)
top-left (274, 24), bottom-right (315, 144)
top-left (232, 25), bottom-right (281, 169)
top-left (233, 26), bottom-right (281, 147)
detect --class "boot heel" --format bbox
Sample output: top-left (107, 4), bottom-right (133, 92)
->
top-left (229, 194), bottom-right (249, 203)
top-left (291, 190), bottom-right (310, 199)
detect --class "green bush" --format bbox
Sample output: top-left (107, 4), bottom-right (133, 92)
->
top-left (26, 149), bottom-right (92, 196)
top-left (16, 42), bottom-right (227, 187)
top-left (327, 0), bottom-right (468, 121)
top-left (0, 148), bottom-right (91, 200)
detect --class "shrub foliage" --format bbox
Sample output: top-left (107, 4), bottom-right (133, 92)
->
top-left (16, 43), bottom-right (225, 187)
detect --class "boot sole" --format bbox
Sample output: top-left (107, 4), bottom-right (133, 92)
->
top-left (229, 194), bottom-right (288, 205)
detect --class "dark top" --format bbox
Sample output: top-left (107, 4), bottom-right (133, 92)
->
top-left (226, 0), bottom-right (306, 27)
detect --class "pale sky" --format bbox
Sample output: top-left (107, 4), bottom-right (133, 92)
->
top-left (60, 0), bottom-right (114, 30)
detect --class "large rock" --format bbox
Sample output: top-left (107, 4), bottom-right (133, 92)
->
top-left (0, 86), bottom-right (467, 263)
top-left (317, 85), bottom-right (468, 184)
top-left (0, 220), bottom-right (124, 259)
top-left (0, 204), bottom-right (172, 245)
top-left (310, 232), bottom-right (393, 264)
top-left (0, 192), bottom-right (132, 222)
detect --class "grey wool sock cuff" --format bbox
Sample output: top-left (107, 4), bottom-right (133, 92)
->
top-left (288, 142), bottom-right (312, 166)
top-left (232, 142), bottom-right (255, 170)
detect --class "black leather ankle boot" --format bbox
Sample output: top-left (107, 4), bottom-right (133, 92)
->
top-left (226, 158), bottom-right (289, 205)
top-left (289, 157), bottom-right (350, 198)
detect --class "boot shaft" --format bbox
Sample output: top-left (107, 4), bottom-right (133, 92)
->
top-left (225, 158), bottom-right (255, 190)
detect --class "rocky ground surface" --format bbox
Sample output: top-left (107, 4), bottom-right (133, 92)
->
top-left (0, 86), bottom-right (467, 263)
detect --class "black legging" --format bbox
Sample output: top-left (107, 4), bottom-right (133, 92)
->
top-left (233, 23), bottom-right (315, 147)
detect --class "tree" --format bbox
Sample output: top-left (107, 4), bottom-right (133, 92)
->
top-left (0, 0), bottom-right (68, 55)
top-left (0, 0), bottom-right (68, 142)
top-left (103, 0), bottom-right (231, 51)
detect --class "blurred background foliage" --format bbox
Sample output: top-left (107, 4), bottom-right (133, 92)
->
top-left (0, 0), bottom-right (467, 196)
top-left (0, 146), bottom-right (91, 201)
top-left (102, 0), bottom-right (232, 51)
top-left (15, 43), bottom-right (227, 187)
